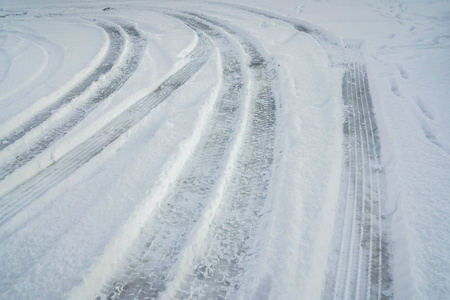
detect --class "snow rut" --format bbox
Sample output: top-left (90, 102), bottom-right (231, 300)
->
top-left (0, 29), bottom-right (211, 230)
top-left (218, 3), bottom-right (341, 65)
top-left (166, 13), bottom-right (276, 300)
top-left (98, 12), bottom-right (277, 300)
top-left (0, 20), bottom-right (146, 181)
top-left (99, 15), bottom-right (244, 300)
top-left (0, 21), bottom-right (122, 151)
top-left (228, 7), bottom-right (394, 297)
top-left (324, 42), bottom-right (393, 300)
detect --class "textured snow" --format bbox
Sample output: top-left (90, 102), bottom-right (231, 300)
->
top-left (0, 0), bottom-right (449, 299)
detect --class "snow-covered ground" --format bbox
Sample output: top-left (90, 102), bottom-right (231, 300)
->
top-left (0, 0), bottom-right (449, 299)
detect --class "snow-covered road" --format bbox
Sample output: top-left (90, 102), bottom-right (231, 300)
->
top-left (1, 0), bottom-right (449, 299)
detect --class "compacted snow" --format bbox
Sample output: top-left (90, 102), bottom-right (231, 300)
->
top-left (0, 0), bottom-right (449, 299)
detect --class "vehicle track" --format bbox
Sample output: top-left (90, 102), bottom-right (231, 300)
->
top-left (164, 13), bottom-right (276, 300)
top-left (0, 28), bottom-right (60, 107)
top-left (213, 2), bottom-right (341, 65)
top-left (98, 14), bottom-right (245, 300)
top-left (324, 42), bottom-right (392, 300)
top-left (0, 27), bottom-right (211, 231)
top-left (0, 20), bottom-right (128, 153)
top-left (0, 20), bottom-right (146, 182)
top-left (0, 47), bottom-right (10, 86)
top-left (211, 6), bottom-right (393, 298)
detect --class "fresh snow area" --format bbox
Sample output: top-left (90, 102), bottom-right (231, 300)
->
top-left (0, 0), bottom-right (449, 299)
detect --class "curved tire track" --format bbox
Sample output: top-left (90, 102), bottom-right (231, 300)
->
top-left (216, 6), bottom-right (393, 298)
top-left (0, 28), bottom-right (211, 232)
top-left (99, 14), bottom-right (245, 300)
top-left (214, 3), bottom-right (341, 65)
top-left (0, 47), bottom-right (11, 91)
top-left (98, 11), bottom-right (277, 300)
top-left (0, 21), bottom-right (146, 182)
top-left (165, 13), bottom-right (276, 299)
top-left (0, 29), bottom-right (61, 106)
top-left (0, 20), bottom-right (126, 153)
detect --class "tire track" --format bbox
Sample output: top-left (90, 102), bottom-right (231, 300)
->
top-left (161, 13), bottom-right (277, 299)
top-left (0, 29), bottom-right (59, 106)
top-left (343, 43), bottom-right (365, 300)
top-left (0, 28), bottom-right (211, 232)
top-left (0, 21), bottom-right (145, 182)
top-left (98, 14), bottom-right (245, 300)
top-left (324, 42), bottom-right (392, 300)
top-left (214, 6), bottom-right (393, 298)
top-left (0, 20), bottom-right (125, 152)
top-left (0, 21), bottom-right (146, 182)
top-left (213, 2), bottom-right (341, 65)
top-left (0, 47), bottom-right (10, 86)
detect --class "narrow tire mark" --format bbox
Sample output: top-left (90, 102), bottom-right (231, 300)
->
top-left (0, 31), bottom-right (212, 235)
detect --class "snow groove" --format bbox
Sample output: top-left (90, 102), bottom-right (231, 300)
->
top-left (0, 27), bottom-right (60, 107)
top-left (98, 14), bottom-right (245, 300)
top-left (0, 47), bottom-right (10, 86)
top-left (240, 8), bottom-right (395, 297)
top-left (0, 30), bottom-right (211, 231)
top-left (0, 20), bottom-right (123, 152)
top-left (163, 13), bottom-right (277, 300)
top-left (215, 3), bottom-right (341, 65)
top-left (324, 42), bottom-right (393, 300)
top-left (0, 21), bottom-right (147, 182)
top-left (97, 11), bottom-right (277, 300)
top-left (229, 7), bottom-right (393, 297)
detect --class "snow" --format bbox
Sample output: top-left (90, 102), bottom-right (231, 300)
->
top-left (0, 0), bottom-right (449, 299)
top-left (0, 19), bottom-right (106, 125)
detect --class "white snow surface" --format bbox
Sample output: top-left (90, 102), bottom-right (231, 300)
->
top-left (0, 0), bottom-right (449, 299)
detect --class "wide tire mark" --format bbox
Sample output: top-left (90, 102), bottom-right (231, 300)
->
top-left (99, 14), bottom-right (244, 300)
top-left (162, 12), bottom-right (277, 300)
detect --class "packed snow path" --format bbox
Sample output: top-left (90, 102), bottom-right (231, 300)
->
top-left (0, 2), bottom-right (405, 299)
top-left (0, 20), bottom-right (146, 181)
